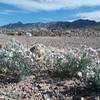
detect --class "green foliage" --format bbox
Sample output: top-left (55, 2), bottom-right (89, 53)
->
top-left (48, 53), bottom-right (92, 77)
top-left (0, 38), bottom-right (100, 91)
top-left (0, 39), bottom-right (38, 82)
top-left (87, 62), bottom-right (100, 90)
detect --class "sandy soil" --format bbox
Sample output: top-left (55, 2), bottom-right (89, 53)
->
top-left (0, 34), bottom-right (100, 49)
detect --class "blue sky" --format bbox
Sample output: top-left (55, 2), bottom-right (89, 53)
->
top-left (0, 0), bottom-right (100, 25)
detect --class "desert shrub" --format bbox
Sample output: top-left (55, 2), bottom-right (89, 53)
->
top-left (0, 39), bottom-right (38, 82)
top-left (1, 38), bottom-right (100, 90)
top-left (47, 52), bottom-right (92, 77)
top-left (49, 54), bottom-right (80, 77)
top-left (85, 60), bottom-right (100, 90)
top-left (73, 46), bottom-right (100, 90)
top-left (30, 43), bottom-right (100, 90)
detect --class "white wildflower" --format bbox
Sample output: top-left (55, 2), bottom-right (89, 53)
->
top-left (77, 72), bottom-right (82, 77)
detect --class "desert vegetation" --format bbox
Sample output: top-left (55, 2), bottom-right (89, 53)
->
top-left (0, 28), bottom-right (100, 37)
top-left (0, 38), bottom-right (100, 99)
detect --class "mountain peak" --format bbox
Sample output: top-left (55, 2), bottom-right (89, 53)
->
top-left (16, 21), bottom-right (23, 24)
top-left (0, 19), bottom-right (100, 29)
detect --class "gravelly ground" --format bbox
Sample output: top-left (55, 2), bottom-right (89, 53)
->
top-left (0, 34), bottom-right (100, 49)
top-left (0, 71), bottom-right (100, 100)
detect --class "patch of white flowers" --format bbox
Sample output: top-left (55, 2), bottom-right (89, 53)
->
top-left (0, 39), bottom-right (100, 87)
top-left (0, 39), bottom-right (38, 81)
top-left (30, 43), bottom-right (100, 88)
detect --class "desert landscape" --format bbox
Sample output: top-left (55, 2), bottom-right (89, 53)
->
top-left (0, 0), bottom-right (100, 100)
top-left (0, 31), bottom-right (100, 99)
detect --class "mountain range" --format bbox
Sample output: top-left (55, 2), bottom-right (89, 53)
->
top-left (0, 19), bottom-right (100, 29)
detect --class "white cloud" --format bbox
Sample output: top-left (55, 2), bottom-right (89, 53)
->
top-left (0, 12), bottom-right (9, 15)
top-left (77, 11), bottom-right (100, 21)
top-left (0, 9), bottom-right (13, 15)
top-left (0, 0), bottom-right (100, 11)
top-left (0, 9), bottom-right (27, 15)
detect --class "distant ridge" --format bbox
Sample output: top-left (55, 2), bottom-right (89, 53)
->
top-left (1, 19), bottom-right (100, 29)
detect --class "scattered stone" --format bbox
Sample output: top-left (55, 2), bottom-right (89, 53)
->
top-left (0, 72), bottom-right (99, 100)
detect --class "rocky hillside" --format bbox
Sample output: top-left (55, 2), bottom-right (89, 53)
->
top-left (1, 19), bottom-right (100, 30)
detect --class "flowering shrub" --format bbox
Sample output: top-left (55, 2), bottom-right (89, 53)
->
top-left (36, 44), bottom-right (100, 89)
top-left (0, 39), bottom-right (37, 82)
top-left (85, 60), bottom-right (100, 90)
top-left (76, 46), bottom-right (100, 89)
top-left (47, 50), bottom-right (92, 77)
top-left (0, 38), bottom-right (100, 89)
top-left (68, 46), bottom-right (100, 90)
